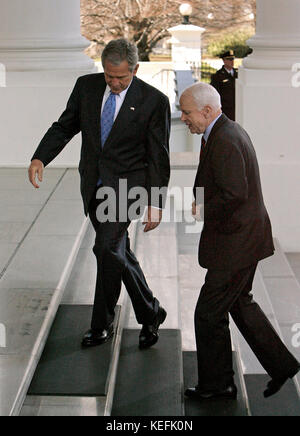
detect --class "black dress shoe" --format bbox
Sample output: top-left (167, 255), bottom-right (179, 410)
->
top-left (185, 384), bottom-right (238, 401)
top-left (264, 364), bottom-right (300, 398)
top-left (139, 306), bottom-right (167, 349)
top-left (81, 324), bottom-right (114, 347)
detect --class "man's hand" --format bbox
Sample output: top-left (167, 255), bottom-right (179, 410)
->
top-left (28, 159), bottom-right (44, 189)
top-left (192, 200), bottom-right (204, 222)
top-left (142, 206), bottom-right (162, 233)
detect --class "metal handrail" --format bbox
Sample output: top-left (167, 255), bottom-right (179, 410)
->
top-left (152, 68), bottom-right (174, 79)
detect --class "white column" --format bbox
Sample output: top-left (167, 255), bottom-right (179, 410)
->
top-left (168, 23), bottom-right (205, 152)
top-left (0, 0), bottom-right (94, 75)
top-left (0, 0), bottom-right (96, 167)
top-left (243, 0), bottom-right (300, 70)
top-left (236, 0), bottom-right (300, 251)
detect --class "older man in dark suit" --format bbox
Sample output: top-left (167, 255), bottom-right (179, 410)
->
top-left (28, 39), bottom-right (170, 350)
top-left (180, 82), bottom-right (300, 400)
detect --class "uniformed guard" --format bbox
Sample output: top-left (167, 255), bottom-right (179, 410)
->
top-left (210, 50), bottom-right (238, 121)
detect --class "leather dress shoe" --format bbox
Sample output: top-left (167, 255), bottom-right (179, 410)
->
top-left (139, 306), bottom-right (167, 349)
top-left (264, 364), bottom-right (300, 398)
top-left (81, 324), bottom-right (114, 347)
top-left (185, 384), bottom-right (238, 401)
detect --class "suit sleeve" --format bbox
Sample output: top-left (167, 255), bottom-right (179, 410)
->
top-left (204, 142), bottom-right (248, 222)
top-left (146, 95), bottom-right (171, 209)
top-left (31, 78), bottom-right (81, 166)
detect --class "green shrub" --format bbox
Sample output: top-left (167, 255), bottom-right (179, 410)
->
top-left (200, 62), bottom-right (217, 83)
top-left (207, 30), bottom-right (254, 58)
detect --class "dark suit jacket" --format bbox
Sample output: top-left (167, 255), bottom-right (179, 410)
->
top-left (211, 67), bottom-right (238, 121)
top-left (193, 114), bottom-right (274, 271)
top-left (32, 73), bottom-right (171, 214)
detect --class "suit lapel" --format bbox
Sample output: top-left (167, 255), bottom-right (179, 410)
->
top-left (199, 113), bottom-right (229, 171)
top-left (102, 77), bottom-right (142, 152)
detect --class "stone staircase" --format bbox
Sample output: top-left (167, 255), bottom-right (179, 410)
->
top-left (111, 220), bottom-right (300, 416)
top-left (1, 168), bottom-right (300, 416)
top-left (0, 168), bottom-right (88, 415)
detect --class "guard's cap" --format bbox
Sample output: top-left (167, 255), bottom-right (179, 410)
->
top-left (220, 50), bottom-right (235, 59)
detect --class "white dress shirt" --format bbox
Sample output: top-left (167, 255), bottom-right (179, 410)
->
top-left (225, 68), bottom-right (234, 77)
top-left (203, 113), bottom-right (223, 143)
top-left (101, 83), bottom-right (131, 120)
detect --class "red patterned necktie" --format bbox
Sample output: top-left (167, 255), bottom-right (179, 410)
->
top-left (200, 136), bottom-right (206, 160)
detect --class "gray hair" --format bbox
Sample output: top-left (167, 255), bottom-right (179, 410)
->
top-left (101, 38), bottom-right (139, 72)
top-left (182, 82), bottom-right (221, 111)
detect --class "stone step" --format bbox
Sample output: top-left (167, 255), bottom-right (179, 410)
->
top-left (14, 192), bottom-right (300, 417)
top-left (259, 239), bottom-right (300, 399)
top-left (176, 219), bottom-right (250, 415)
top-left (183, 351), bottom-right (249, 416)
top-left (111, 329), bottom-right (184, 416)
top-left (113, 220), bottom-right (184, 416)
top-left (176, 220), bottom-right (300, 416)
top-left (0, 168), bottom-right (88, 416)
top-left (231, 239), bottom-right (300, 415)
top-left (244, 374), bottom-right (300, 416)
top-left (20, 219), bottom-right (137, 416)
top-left (126, 220), bottom-right (181, 330)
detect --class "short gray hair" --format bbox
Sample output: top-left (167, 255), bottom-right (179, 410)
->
top-left (101, 39), bottom-right (139, 72)
top-left (182, 82), bottom-right (221, 111)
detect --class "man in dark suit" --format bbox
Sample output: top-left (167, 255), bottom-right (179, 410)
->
top-left (210, 50), bottom-right (238, 121)
top-left (180, 82), bottom-right (300, 400)
top-left (28, 39), bottom-right (170, 349)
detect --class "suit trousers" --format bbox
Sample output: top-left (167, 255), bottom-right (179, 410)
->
top-left (88, 189), bottom-right (159, 331)
top-left (195, 263), bottom-right (299, 391)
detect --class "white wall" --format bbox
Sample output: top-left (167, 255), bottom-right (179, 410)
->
top-left (236, 0), bottom-right (300, 252)
top-left (0, 83), bottom-right (82, 167)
